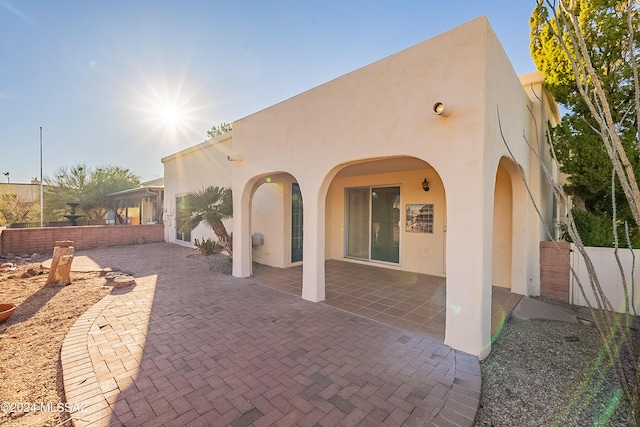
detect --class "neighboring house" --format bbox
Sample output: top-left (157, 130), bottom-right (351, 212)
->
top-left (162, 17), bottom-right (560, 358)
top-left (0, 182), bottom-right (42, 225)
top-left (107, 178), bottom-right (164, 225)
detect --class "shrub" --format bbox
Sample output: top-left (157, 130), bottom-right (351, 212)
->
top-left (559, 209), bottom-right (614, 247)
top-left (193, 238), bottom-right (223, 256)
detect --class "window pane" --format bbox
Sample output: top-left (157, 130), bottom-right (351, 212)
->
top-left (371, 187), bottom-right (400, 263)
top-left (346, 188), bottom-right (370, 259)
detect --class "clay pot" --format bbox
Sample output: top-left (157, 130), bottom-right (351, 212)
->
top-left (0, 304), bottom-right (16, 323)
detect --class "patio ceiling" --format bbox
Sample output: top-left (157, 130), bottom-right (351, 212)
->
top-left (334, 157), bottom-right (433, 178)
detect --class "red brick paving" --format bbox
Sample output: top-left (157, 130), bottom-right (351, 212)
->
top-left (62, 243), bottom-right (481, 426)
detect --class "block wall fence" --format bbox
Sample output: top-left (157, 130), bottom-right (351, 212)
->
top-left (0, 225), bottom-right (164, 255)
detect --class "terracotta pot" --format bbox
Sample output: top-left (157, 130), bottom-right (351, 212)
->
top-left (0, 304), bottom-right (16, 323)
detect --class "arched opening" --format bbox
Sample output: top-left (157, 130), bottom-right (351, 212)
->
top-left (319, 156), bottom-right (448, 339)
top-left (492, 161), bottom-right (513, 289)
top-left (324, 156), bottom-right (446, 276)
top-left (490, 157), bottom-right (529, 338)
top-left (249, 172), bottom-right (302, 270)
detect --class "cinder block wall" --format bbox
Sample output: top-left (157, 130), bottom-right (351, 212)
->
top-left (540, 241), bottom-right (571, 303)
top-left (0, 225), bottom-right (164, 254)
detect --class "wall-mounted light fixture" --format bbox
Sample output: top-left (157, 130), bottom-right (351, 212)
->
top-left (227, 154), bottom-right (243, 161)
top-left (422, 178), bottom-right (430, 192)
top-left (432, 102), bottom-right (450, 117)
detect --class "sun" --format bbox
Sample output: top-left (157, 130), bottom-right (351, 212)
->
top-left (155, 104), bottom-right (186, 128)
top-left (127, 70), bottom-right (210, 144)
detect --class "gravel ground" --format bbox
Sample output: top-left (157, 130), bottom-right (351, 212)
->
top-left (475, 312), bottom-right (637, 426)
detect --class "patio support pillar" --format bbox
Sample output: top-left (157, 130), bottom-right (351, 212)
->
top-left (444, 173), bottom-right (494, 359)
top-left (301, 184), bottom-right (325, 302)
top-left (232, 180), bottom-right (253, 278)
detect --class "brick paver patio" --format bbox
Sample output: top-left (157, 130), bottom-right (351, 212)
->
top-left (61, 243), bottom-right (481, 426)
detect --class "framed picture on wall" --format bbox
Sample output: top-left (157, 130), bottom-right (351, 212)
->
top-left (405, 204), bottom-right (434, 234)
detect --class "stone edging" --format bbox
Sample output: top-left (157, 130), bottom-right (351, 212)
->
top-left (430, 350), bottom-right (482, 426)
top-left (60, 293), bottom-right (120, 426)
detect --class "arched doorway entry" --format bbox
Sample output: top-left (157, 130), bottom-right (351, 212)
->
top-left (492, 161), bottom-right (513, 289)
top-left (490, 157), bottom-right (528, 337)
top-left (324, 156), bottom-right (446, 277)
top-left (249, 172), bottom-right (303, 269)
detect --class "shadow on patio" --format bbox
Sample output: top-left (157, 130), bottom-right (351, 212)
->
top-left (60, 244), bottom-right (507, 426)
top-left (251, 260), bottom-right (523, 341)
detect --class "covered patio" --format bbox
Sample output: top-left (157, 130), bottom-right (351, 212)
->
top-left (251, 260), bottom-right (522, 342)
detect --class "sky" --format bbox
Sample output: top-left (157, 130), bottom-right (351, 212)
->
top-left (0, 1), bottom-right (540, 184)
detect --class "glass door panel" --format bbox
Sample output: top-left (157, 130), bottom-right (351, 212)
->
top-left (371, 187), bottom-right (400, 263)
top-left (291, 183), bottom-right (303, 262)
top-left (346, 188), bottom-right (370, 259)
top-left (175, 196), bottom-right (191, 243)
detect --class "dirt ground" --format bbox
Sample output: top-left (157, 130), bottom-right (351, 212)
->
top-left (0, 258), bottom-right (109, 427)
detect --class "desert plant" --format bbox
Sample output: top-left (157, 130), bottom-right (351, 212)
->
top-left (177, 186), bottom-right (233, 256)
top-left (193, 238), bottom-right (223, 256)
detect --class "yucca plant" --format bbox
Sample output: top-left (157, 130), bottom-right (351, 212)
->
top-left (177, 186), bottom-right (233, 256)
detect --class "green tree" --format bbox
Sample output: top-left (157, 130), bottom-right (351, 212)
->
top-left (206, 122), bottom-right (232, 139)
top-left (530, 0), bottom-right (640, 246)
top-left (44, 164), bottom-right (140, 221)
top-left (176, 186), bottom-right (233, 256)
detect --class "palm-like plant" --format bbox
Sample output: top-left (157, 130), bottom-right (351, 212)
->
top-left (177, 186), bottom-right (233, 256)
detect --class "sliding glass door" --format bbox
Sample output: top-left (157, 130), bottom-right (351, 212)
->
top-left (346, 186), bottom-right (400, 264)
top-left (346, 188), bottom-right (370, 259)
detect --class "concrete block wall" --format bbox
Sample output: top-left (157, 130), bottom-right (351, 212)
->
top-left (540, 241), bottom-right (571, 303)
top-left (0, 225), bottom-right (164, 254)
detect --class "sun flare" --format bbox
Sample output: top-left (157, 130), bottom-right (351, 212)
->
top-left (155, 104), bottom-right (186, 128)
top-left (127, 71), bottom-right (210, 144)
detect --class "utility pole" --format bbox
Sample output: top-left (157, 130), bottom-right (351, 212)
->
top-left (40, 127), bottom-right (43, 227)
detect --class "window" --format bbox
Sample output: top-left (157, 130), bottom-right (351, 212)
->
top-left (175, 195), bottom-right (191, 243)
top-left (291, 183), bottom-right (303, 262)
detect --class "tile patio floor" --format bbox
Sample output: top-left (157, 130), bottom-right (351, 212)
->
top-left (59, 243), bottom-right (512, 427)
top-left (252, 260), bottom-right (522, 342)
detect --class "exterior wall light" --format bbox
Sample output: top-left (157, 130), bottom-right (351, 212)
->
top-left (422, 178), bottom-right (430, 192)
top-left (227, 154), bottom-right (242, 161)
top-left (432, 102), bottom-right (450, 116)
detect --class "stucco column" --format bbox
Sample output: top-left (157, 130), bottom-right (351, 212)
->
top-left (232, 181), bottom-right (252, 278)
top-left (301, 186), bottom-right (325, 302)
top-left (444, 177), bottom-right (493, 359)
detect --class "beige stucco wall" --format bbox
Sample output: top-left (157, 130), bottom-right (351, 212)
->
top-left (161, 135), bottom-right (233, 246)
top-left (162, 16), bottom-right (559, 358)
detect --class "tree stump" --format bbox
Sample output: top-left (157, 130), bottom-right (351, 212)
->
top-left (45, 241), bottom-right (74, 286)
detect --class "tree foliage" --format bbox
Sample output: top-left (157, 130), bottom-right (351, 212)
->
top-left (531, 0), bottom-right (640, 246)
top-left (44, 164), bottom-right (140, 221)
top-left (206, 122), bottom-right (232, 139)
top-left (176, 186), bottom-right (233, 256)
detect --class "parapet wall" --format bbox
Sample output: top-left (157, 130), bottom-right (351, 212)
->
top-left (0, 224), bottom-right (164, 254)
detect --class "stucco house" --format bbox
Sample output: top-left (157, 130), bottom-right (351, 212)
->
top-left (162, 16), bottom-right (560, 358)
